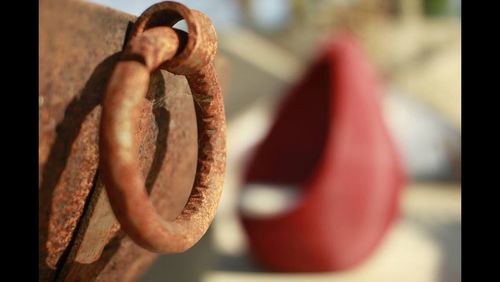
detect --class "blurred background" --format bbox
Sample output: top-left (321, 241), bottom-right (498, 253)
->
top-left (87, 0), bottom-right (461, 281)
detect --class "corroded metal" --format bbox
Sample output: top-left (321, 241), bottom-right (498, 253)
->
top-left (100, 2), bottom-right (226, 253)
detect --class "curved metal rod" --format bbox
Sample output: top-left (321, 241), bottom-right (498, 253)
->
top-left (100, 7), bottom-right (225, 253)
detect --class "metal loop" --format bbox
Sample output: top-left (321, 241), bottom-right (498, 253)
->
top-left (100, 2), bottom-right (225, 253)
top-left (130, 1), bottom-right (217, 75)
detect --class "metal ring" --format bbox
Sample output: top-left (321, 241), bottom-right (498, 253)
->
top-left (99, 2), bottom-right (225, 253)
top-left (130, 1), bottom-right (217, 75)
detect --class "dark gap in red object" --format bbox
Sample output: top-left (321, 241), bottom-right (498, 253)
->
top-left (245, 57), bottom-right (332, 192)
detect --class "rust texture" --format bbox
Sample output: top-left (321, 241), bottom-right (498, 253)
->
top-left (100, 2), bottom-right (226, 253)
top-left (39, 0), bottom-right (220, 280)
top-left (39, 0), bottom-right (135, 279)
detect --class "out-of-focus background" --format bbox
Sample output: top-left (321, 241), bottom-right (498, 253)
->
top-left (87, 0), bottom-right (461, 281)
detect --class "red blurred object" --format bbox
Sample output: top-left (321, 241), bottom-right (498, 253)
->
top-left (240, 34), bottom-right (406, 272)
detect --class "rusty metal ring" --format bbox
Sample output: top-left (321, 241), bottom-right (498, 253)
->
top-left (130, 1), bottom-right (217, 75)
top-left (100, 2), bottom-right (225, 253)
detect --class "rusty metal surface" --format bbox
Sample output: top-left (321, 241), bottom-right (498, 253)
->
top-left (100, 2), bottom-right (226, 253)
top-left (39, 0), bottom-right (200, 280)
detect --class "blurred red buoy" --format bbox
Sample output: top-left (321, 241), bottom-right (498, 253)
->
top-left (239, 34), bottom-right (406, 272)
